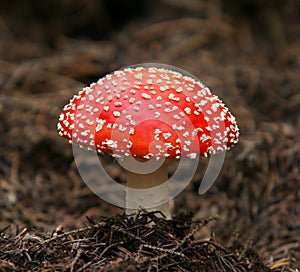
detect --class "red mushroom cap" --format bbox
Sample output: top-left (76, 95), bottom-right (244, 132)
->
top-left (58, 66), bottom-right (239, 159)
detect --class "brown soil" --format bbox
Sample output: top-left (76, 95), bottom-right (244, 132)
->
top-left (0, 1), bottom-right (299, 271)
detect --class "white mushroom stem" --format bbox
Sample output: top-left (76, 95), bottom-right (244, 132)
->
top-left (125, 159), bottom-right (171, 219)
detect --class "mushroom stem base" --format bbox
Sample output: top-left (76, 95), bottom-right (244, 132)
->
top-left (125, 191), bottom-right (171, 219)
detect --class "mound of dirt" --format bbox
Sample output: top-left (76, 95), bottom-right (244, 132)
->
top-left (1, 212), bottom-right (272, 271)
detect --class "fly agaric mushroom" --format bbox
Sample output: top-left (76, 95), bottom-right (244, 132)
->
top-left (57, 65), bottom-right (239, 219)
